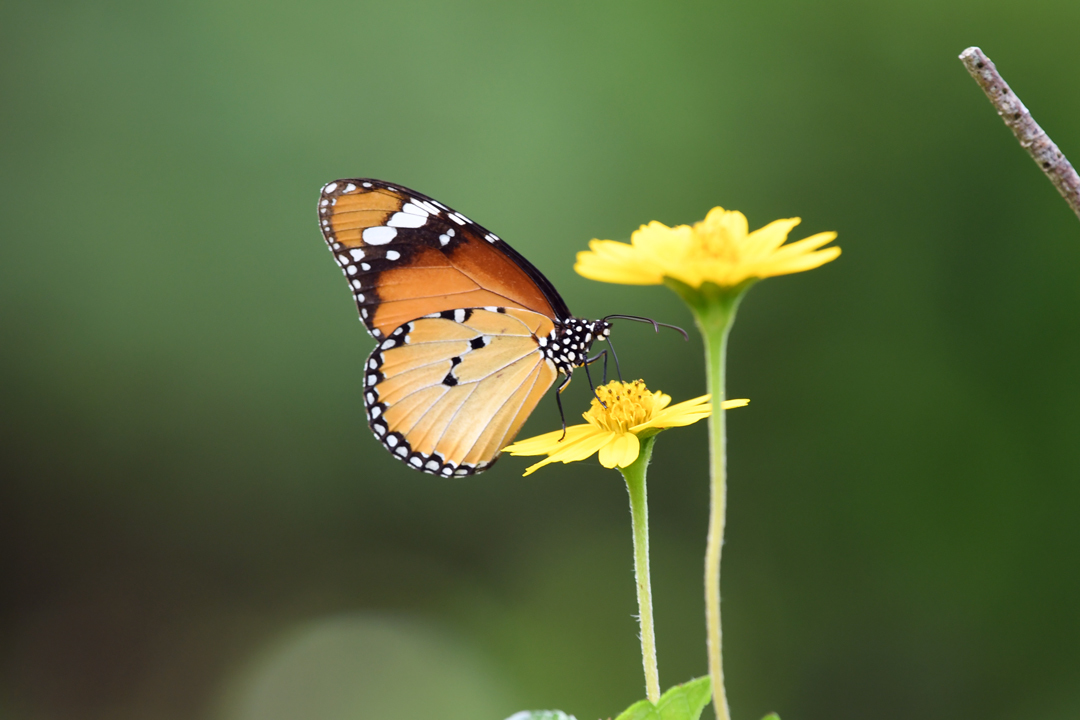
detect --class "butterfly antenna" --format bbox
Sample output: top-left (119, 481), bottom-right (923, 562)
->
top-left (603, 314), bottom-right (690, 341)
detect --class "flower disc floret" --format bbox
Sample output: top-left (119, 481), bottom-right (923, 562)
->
top-left (584, 381), bottom-right (667, 434)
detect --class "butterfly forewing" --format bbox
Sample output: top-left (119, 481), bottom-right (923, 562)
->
top-left (364, 308), bottom-right (558, 476)
top-left (319, 179), bottom-right (571, 338)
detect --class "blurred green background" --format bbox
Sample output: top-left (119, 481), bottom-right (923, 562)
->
top-left (3, 1), bottom-right (1080, 719)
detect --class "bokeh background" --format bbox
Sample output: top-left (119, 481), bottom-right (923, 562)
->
top-left (3, 1), bottom-right (1080, 719)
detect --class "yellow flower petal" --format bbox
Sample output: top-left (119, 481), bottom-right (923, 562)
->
top-left (765, 231), bottom-right (839, 262)
top-left (741, 218), bottom-right (802, 260)
top-left (574, 240), bottom-right (663, 285)
top-left (598, 432), bottom-right (640, 469)
top-left (520, 430), bottom-right (618, 476)
top-left (503, 424), bottom-right (596, 456)
top-left (759, 245), bottom-right (842, 276)
top-left (634, 393), bottom-right (710, 431)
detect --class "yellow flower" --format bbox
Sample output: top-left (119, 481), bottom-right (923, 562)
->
top-left (575, 207), bottom-right (840, 289)
top-left (504, 380), bottom-right (749, 476)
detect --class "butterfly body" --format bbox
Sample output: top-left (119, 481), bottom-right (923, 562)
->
top-left (318, 179), bottom-right (610, 476)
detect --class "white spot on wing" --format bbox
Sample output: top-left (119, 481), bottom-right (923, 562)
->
top-left (362, 226), bottom-right (397, 244)
top-left (324, 182), bottom-right (338, 193)
top-left (386, 250), bottom-right (400, 261)
top-left (387, 212), bottom-right (426, 228)
top-left (350, 248), bottom-right (365, 260)
top-left (400, 202), bottom-right (429, 216)
top-left (344, 183), bottom-right (356, 192)
top-left (412, 199), bottom-right (440, 215)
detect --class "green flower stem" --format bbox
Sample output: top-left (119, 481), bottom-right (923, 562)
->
top-left (666, 279), bottom-right (749, 720)
top-left (619, 434), bottom-right (660, 704)
top-left (699, 304), bottom-right (734, 720)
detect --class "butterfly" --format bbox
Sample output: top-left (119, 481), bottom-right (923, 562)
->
top-left (317, 178), bottom-right (617, 477)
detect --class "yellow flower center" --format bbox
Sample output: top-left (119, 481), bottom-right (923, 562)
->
top-left (694, 211), bottom-right (744, 264)
top-left (584, 380), bottom-right (668, 434)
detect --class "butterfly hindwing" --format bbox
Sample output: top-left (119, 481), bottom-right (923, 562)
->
top-left (319, 179), bottom-right (572, 339)
top-left (363, 308), bottom-right (558, 476)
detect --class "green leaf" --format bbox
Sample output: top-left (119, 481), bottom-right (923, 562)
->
top-left (613, 676), bottom-right (712, 720)
top-left (504, 712), bottom-right (577, 720)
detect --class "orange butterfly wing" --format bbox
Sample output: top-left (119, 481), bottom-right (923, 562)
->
top-left (365, 308), bottom-right (558, 476)
top-left (318, 179), bottom-right (571, 338)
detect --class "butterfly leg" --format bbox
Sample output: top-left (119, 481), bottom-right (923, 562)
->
top-left (583, 351), bottom-right (608, 407)
top-left (554, 373), bottom-right (573, 441)
top-left (585, 349), bottom-right (608, 382)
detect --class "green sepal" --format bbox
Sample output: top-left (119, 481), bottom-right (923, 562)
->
top-left (613, 676), bottom-right (712, 720)
top-left (760, 714), bottom-right (781, 720)
top-left (502, 712), bottom-right (577, 720)
top-left (662, 279), bottom-right (752, 342)
top-left (662, 278), bottom-right (754, 315)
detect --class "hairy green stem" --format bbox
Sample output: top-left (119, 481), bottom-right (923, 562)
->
top-left (620, 435), bottom-right (660, 703)
top-left (668, 279), bottom-right (747, 720)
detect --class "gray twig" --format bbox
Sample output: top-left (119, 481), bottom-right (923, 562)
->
top-left (959, 46), bottom-right (1080, 221)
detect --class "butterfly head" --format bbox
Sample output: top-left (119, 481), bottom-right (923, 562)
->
top-left (540, 318), bottom-right (611, 374)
